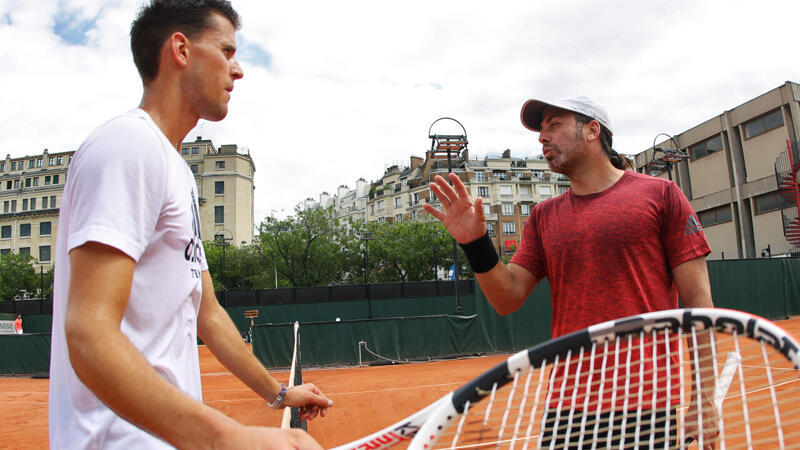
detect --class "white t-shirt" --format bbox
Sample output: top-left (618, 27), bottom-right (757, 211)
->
top-left (49, 109), bottom-right (208, 449)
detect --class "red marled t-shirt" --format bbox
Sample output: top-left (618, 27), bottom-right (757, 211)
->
top-left (511, 171), bottom-right (710, 339)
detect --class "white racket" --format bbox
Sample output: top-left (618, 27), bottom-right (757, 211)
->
top-left (332, 308), bottom-right (800, 449)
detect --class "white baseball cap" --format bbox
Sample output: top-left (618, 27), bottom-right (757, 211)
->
top-left (521, 96), bottom-right (613, 135)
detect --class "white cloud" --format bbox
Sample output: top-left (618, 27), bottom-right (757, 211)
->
top-left (2, 0), bottom-right (800, 221)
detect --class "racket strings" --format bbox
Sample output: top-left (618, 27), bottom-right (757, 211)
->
top-left (428, 325), bottom-right (800, 449)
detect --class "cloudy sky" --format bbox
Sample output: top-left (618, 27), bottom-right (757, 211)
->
top-left (2, 0), bottom-right (799, 220)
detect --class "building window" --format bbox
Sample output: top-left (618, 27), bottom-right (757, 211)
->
top-left (36, 159), bottom-right (42, 168)
top-left (25, 178), bottom-right (31, 187)
top-left (5, 180), bottom-right (11, 189)
top-left (32, 177), bottom-right (38, 186)
top-left (214, 206), bottom-right (224, 224)
top-left (1, 225), bottom-right (10, 239)
top-left (474, 171), bottom-right (486, 182)
top-left (10, 161), bottom-right (16, 171)
top-left (11, 200), bottom-right (16, 212)
top-left (558, 186), bottom-right (569, 195)
top-left (215, 160), bottom-right (225, 169)
top-left (0, 162), bottom-right (4, 172)
top-left (181, 148), bottom-right (189, 155)
top-left (486, 223), bottom-right (496, 237)
top-left (378, 217), bottom-right (386, 224)
top-left (20, 223), bottom-right (31, 237)
top-left (50, 196), bottom-right (56, 208)
top-left (539, 186), bottom-right (552, 197)
top-left (39, 245), bottom-right (51, 262)
top-left (494, 171), bottom-right (507, 180)
top-left (215, 181), bottom-right (224, 195)
top-left (521, 204), bottom-right (531, 215)
top-left (483, 204), bottom-right (491, 215)
top-left (13, 179), bottom-right (19, 189)
top-left (191, 147), bottom-right (200, 155)
top-left (502, 222), bottom-right (516, 234)
top-left (698, 205), bottom-right (732, 227)
top-left (377, 200), bottom-right (384, 211)
top-left (754, 191), bottom-right (791, 214)
top-left (30, 198), bottom-right (36, 210)
top-left (3, 201), bottom-right (8, 213)
top-left (477, 186), bottom-right (490, 198)
top-left (501, 203), bottom-right (514, 216)
top-left (744, 109), bottom-right (784, 139)
top-left (49, 157), bottom-right (55, 165)
top-left (519, 185), bottom-right (531, 196)
top-left (28, 159), bottom-right (35, 169)
top-left (412, 193), bottom-right (420, 205)
top-left (45, 175), bottom-right (51, 185)
top-left (19, 247), bottom-right (30, 256)
top-left (395, 197), bottom-right (402, 208)
top-left (22, 199), bottom-right (28, 211)
top-left (690, 135), bottom-right (723, 160)
top-left (40, 222), bottom-right (51, 236)
top-left (190, 164), bottom-right (198, 174)
top-left (57, 156), bottom-right (63, 165)
top-left (395, 214), bottom-right (402, 222)
top-left (0, 249), bottom-right (9, 255)
top-left (53, 174), bottom-right (59, 184)
top-left (42, 196), bottom-right (48, 209)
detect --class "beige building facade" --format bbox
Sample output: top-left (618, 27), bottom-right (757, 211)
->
top-left (635, 81), bottom-right (800, 259)
top-left (363, 149), bottom-right (569, 257)
top-left (0, 138), bottom-right (255, 269)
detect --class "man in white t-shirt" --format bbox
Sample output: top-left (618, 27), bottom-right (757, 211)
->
top-left (49, 2), bottom-right (331, 449)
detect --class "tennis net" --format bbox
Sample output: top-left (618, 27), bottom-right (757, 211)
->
top-left (280, 321), bottom-right (306, 431)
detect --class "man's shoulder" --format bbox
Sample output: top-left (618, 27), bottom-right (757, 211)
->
top-left (77, 109), bottom-right (168, 164)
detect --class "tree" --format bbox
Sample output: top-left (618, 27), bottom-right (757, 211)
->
top-left (257, 206), bottom-right (361, 287)
top-left (365, 220), bottom-right (452, 282)
top-left (0, 253), bottom-right (37, 301)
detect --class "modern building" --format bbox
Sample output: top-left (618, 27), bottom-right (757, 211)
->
top-left (0, 138), bottom-right (256, 269)
top-left (634, 81), bottom-right (800, 259)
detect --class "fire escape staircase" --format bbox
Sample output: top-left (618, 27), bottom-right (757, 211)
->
top-left (775, 139), bottom-right (800, 250)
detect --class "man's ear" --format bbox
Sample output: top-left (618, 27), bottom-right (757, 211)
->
top-left (586, 120), bottom-right (602, 141)
top-left (166, 32), bottom-right (190, 68)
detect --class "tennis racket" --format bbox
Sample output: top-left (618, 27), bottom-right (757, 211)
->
top-left (332, 308), bottom-right (800, 449)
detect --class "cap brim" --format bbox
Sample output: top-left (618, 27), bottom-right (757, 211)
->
top-left (520, 99), bottom-right (553, 132)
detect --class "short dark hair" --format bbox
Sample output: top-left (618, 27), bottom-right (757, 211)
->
top-left (130, 0), bottom-right (241, 84)
top-left (574, 112), bottom-right (633, 170)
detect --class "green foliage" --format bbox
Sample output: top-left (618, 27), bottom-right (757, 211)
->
top-left (0, 253), bottom-right (38, 301)
top-left (202, 207), bottom-right (478, 289)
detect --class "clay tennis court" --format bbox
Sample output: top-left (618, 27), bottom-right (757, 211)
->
top-left (2, 315), bottom-right (800, 449)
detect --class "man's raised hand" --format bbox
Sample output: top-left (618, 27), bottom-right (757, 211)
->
top-left (423, 173), bottom-right (487, 244)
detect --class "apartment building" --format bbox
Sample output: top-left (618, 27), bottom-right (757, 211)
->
top-left (365, 149), bottom-right (570, 256)
top-left (0, 150), bottom-right (70, 269)
top-left (634, 81), bottom-right (800, 259)
top-left (180, 137), bottom-right (256, 246)
top-left (0, 138), bottom-right (255, 268)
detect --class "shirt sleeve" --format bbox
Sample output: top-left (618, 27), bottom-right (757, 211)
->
top-left (65, 116), bottom-right (167, 261)
top-left (510, 210), bottom-right (546, 279)
top-left (661, 181), bottom-right (711, 268)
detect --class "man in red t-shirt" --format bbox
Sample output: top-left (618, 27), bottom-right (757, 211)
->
top-left (14, 314), bottom-right (22, 334)
top-left (423, 96), bottom-right (716, 448)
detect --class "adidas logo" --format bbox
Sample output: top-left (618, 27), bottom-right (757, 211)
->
top-left (684, 215), bottom-right (703, 236)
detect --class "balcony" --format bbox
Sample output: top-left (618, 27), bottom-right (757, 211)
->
top-left (484, 213), bottom-right (498, 221)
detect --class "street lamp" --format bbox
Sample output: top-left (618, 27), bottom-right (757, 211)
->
top-left (214, 229), bottom-right (233, 290)
top-left (646, 133), bottom-right (689, 184)
top-left (361, 231), bottom-right (375, 319)
top-left (429, 117), bottom-right (467, 315)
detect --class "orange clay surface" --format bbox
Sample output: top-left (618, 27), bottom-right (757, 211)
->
top-left (2, 315), bottom-right (799, 449)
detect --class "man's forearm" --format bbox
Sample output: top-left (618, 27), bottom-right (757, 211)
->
top-left (475, 263), bottom-right (539, 316)
top-left (66, 321), bottom-right (238, 448)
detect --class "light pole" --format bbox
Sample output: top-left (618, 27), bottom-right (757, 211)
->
top-left (647, 133), bottom-right (689, 185)
top-left (429, 117), bottom-right (467, 315)
top-left (361, 231), bottom-right (375, 319)
top-left (214, 229), bottom-right (233, 290)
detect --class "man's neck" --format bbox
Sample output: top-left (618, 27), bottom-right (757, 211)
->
top-left (567, 160), bottom-right (625, 196)
top-left (138, 83), bottom-right (198, 151)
